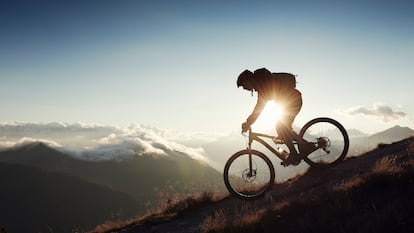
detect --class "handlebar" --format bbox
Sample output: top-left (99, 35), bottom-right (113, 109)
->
top-left (241, 126), bottom-right (252, 134)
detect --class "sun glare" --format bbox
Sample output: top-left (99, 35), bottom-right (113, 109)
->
top-left (255, 101), bottom-right (285, 131)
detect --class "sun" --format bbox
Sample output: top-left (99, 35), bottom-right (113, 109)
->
top-left (255, 101), bottom-right (285, 131)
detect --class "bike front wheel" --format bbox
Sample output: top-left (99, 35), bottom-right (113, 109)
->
top-left (223, 149), bottom-right (275, 200)
top-left (299, 117), bottom-right (349, 168)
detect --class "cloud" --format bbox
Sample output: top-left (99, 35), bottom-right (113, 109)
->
top-left (0, 137), bottom-right (62, 149)
top-left (0, 122), bottom-right (209, 162)
top-left (344, 103), bottom-right (407, 122)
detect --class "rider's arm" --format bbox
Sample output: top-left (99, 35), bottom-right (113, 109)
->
top-left (245, 93), bottom-right (266, 126)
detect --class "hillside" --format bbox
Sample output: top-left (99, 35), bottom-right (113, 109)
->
top-left (0, 162), bottom-right (138, 233)
top-left (93, 136), bottom-right (414, 233)
top-left (0, 143), bottom-right (223, 213)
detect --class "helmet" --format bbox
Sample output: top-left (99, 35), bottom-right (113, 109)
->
top-left (237, 69), bottom-right (253, 87)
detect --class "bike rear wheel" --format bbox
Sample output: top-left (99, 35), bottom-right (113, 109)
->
top-left (299, 117), bottom-right (349, 168)
top-left (223, 149), bottom-right (275, 200)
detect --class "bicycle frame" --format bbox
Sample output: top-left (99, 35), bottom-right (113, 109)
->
top-left (245, 129), bottom-right (297, 162)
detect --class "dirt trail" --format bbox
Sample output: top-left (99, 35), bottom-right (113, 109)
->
top-left (120, 138), bottom-right (413, 233)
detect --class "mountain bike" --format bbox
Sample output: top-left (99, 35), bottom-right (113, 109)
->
top-left (223, 117), bottom-right (349, 200)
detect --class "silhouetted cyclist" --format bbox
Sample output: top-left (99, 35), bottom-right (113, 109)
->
top-left (237, 68), bottom-right (305, 166)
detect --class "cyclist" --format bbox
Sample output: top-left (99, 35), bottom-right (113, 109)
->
top-left (237, 68), bottom-right (305, 166)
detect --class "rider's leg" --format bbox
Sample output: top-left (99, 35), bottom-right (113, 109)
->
top-left (276, 96), bottom-right (302, 151)
top-left (277, 120), bottom-right (302, 166)
top-left (276, 118), bottom-right (299, 156)
top-left (277, 99), bottom-right (302, 165)
top-left (277, 117), bottom-right (316, 158)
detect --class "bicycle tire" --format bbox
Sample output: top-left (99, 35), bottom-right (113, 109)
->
top-left (299, 117), bottom-right (349, 168)
top-left (223, 149), bottom-right (275, 200)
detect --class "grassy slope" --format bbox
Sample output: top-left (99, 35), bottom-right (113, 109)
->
top-left (205, 160), bottom-right (414, 233)
top-left (201, 138), bottom-right (414, 233)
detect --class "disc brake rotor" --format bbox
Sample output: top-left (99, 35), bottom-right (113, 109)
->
top-left (242, 169), bottom-right (257, 183)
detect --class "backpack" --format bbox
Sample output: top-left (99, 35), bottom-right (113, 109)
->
top-left (271, 72), bottom-right (296, 90)
top-left (253, 68), bottom-right (296, 92)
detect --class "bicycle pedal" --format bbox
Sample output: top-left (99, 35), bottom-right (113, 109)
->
top-left (280, 158), bottom-right (301, 167)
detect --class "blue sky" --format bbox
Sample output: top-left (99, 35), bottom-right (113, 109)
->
top-left (1, 0), bottom-right (413, 134)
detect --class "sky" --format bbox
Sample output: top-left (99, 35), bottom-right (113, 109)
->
top-left (1, 0), bottom-right (414, 135)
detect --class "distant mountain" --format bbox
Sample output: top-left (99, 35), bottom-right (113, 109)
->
top-left (0, 162), bottom-right (138, 233)
top-left (0, 142), bottom-right (223, 211)
top-left (347, 128), bottom-right (369, 138)
top-left (349, 125), bottom-right (414, 155)
top-left (368, 125), bottom-right (414, 143)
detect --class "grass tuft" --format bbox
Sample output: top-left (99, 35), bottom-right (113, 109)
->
top-left (157, 191), bottom-right (221, 217)
top-left (371, 155), bottom-right (403, 175)
top-left (200, 209), bottom-right (227, 233)
top-left (88, 191), bottom-right (225, 233)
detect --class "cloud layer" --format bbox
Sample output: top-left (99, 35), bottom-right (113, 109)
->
top-left (0, 122), bottom-right (207, 161)
top-left (344, 103), bottom-right (407, 122)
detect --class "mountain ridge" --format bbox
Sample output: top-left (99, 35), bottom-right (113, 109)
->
top-left (348, 125), bottom-right (414, 155)
top-left (0, 162), bottom-right (138, 233)
top-left (0, 142), bottom-right (223, 212)
top-left (368, 125), bottom-right (414, 141)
